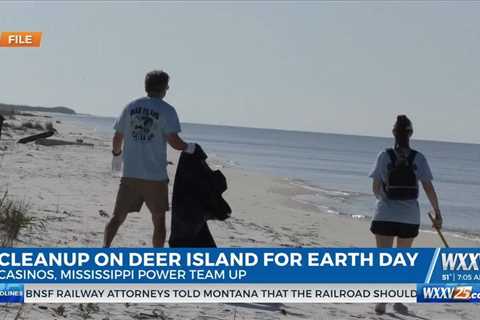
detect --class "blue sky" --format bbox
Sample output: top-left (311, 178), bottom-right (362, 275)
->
top-left (1, 1), bottom-right (479, 143)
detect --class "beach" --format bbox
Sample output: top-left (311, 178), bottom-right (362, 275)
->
top-left (1, 114), bottom-right (479, 319)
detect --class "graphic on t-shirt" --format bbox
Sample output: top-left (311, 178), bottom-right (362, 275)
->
top-left (129, 107), bottom-right (160, 142)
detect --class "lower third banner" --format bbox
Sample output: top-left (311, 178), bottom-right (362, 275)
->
top-left (0, 248), bottom-right (479, 303)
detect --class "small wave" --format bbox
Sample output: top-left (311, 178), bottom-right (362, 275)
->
top-left (293, 191), bottom-right (480, 242)
top-left (292, 193), bottom-right (370, 219)
top-left (293, 194), bottom-right (338, 213)
top-left (289, 179), bottom-right (365, 199)
top-left (292, 192), bottom-right (480, 242)
top-left (351, 214), bottom-right (367, 220)
top-left (207, 154), bottom-right (239, 169)
top-left (420, 228), bottom-right (480, 243)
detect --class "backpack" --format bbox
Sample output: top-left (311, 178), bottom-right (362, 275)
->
top-left (383, 148), bottom-right (419, 200)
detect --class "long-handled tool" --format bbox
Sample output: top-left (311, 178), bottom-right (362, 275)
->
top-left (428, 211), bottom-right (449, 248)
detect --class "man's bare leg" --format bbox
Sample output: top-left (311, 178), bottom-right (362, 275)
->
top-left (151, 211), bottom-right (166, 247)
top-left (103, 212), bottom-right (127, 248)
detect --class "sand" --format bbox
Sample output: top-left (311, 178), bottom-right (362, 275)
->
top-left (0, 114), bottom-right (479, 319)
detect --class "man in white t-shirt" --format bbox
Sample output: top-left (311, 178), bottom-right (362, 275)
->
top-left (103, 70), bottom-right (195, 248)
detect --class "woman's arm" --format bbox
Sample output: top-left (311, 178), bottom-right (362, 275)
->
top-left (372, 179), bottom-right (383, 200)
top-left (421, 180), bottom-right (443, 229)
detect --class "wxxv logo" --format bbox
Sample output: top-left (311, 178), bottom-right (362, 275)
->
top-left (417, 284), bottom-right (480, 303)
top-left (442, 253), bottom-right (480, 271)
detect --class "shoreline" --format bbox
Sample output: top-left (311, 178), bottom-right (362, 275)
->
top-left (1, 113), bottom-right (480, 319)
top-left (22, 112), bottom-right (480, 241)
top-left (2, 112), bottom-right (479, 248)
top-left (214, 156), bottom-right (480, 245)
top-left (287, 178), bottom-right (480, 243)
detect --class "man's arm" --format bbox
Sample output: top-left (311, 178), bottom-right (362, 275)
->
top-left (167, 132), bottom-right (196, 153)
top-left (167, 133), bottom-right (187, 151)
top-left (113, 132), bottom-right (123, 155)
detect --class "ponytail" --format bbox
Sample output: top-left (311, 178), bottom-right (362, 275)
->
top-left (393, 115), bottom-right (413, 150)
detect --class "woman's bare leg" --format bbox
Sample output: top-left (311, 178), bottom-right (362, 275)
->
top-left (375, 235), bottom-right (395, 248)
top-left (396, 237), bottom-right (415, 248)
top-left (374, 235), bottom-right (395, 314)
top-left (393, 237), bottom-right (415, 314)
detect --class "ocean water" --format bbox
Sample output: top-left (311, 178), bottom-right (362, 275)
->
top-left (55, 114), bottom-right (480, 237)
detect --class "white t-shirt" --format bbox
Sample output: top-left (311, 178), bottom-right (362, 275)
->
top-left (369, 149), bottom-right (433, 225)
top-left (114, 96), bottom-right (181, 181)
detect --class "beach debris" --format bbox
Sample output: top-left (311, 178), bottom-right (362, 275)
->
top-left (0, 122), bottom-right (12, 130)
top-left (53, 305), bottom-right (66, 317)
top-left (58, 210), bottom-right (74, 219)
top-left (79, 303), bottom-right (100, 319)
top-left (99, 210), bottom-right (109, 218)
top-left (21, 121), bottom-right (45, 131)
top-left (35, 138), bottom-right (94, 147)
top-left (17, 130), bottom-right (55, 144)
top-left (45, 121), bottom-right (56, 132)
top-left (134, 309), bottom-right (165, 319)
top-left (86, 303), bottom-right (100, 313)
top-left (13, 304), bottom-right (25, 319)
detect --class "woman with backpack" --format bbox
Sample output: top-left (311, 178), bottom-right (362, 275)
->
top-left (369, 115), bottom-right (443, 314)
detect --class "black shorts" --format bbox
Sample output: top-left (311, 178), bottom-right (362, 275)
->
top-left (370, 221), bottom-right (420, 238)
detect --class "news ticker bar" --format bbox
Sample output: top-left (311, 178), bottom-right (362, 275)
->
top-left (4, 284), bottom-right (417, 303)
top-left (2, 284), bottom-right (480, 303)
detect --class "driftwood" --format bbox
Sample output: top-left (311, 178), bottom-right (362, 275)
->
top-left (35, 138), bottom-right (94, 147)
top-left (17, 130), bottom-right (55, 144)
